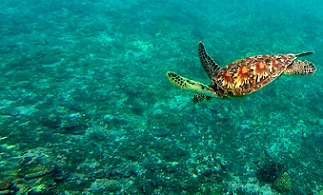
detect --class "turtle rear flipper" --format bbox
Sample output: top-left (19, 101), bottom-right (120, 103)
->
top-left (167, 71), bottom-right (219, 98)
top-left (284, 60), bottom-right (317, 75)
top-left (193, 94), bottom-right (211, 103)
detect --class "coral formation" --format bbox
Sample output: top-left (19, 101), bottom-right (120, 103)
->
top-left (0, 0), bottom-right (323, 194)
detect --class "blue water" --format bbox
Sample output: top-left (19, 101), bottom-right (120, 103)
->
top-left (0, 0), bottom-right (323, 194)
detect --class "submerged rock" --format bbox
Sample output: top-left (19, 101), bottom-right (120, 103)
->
top-left (88, 179), bottom-right (120, 193)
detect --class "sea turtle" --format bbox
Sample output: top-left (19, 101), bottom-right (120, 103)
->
top-left (167, 42), bottom-right (316, 103)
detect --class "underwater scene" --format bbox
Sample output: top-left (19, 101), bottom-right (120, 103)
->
top-left (1, 0), bottom-right (323, 194)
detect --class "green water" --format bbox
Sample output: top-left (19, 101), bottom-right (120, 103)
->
top-left (0, 0), bottom-right (323, 194)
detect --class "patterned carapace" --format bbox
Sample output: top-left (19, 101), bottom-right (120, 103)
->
top-left (213, 54), bottom-right (296, 96)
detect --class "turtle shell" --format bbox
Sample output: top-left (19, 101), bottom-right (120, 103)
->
top-left (212, 54), bottom-right (297, 96)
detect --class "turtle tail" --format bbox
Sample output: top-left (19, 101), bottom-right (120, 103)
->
top-left (296, 51), bottom-right (314, 57)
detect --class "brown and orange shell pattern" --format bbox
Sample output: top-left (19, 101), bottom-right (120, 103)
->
top-left (213, 54), bottom-right (297, 96)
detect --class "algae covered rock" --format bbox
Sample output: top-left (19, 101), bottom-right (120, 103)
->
top-left (16, 148), bottom-right (58, 182)
top-left (21, 164), bottom-right (55, 179)
top-left (0, 177), bottom-right (15, 191)
top-left (10, 178), bottom-right (52, 195)
top-left (272, 172), bottom-right (292, 192)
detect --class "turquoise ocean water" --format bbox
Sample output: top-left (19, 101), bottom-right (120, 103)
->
top-left (0, 0), bottom-right (323, 194)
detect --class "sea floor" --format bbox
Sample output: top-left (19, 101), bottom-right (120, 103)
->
top-left (1, 0), bottom-right (323, 194)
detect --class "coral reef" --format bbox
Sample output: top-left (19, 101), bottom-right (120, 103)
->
top-left (0, 0), bottom-right (323, 194)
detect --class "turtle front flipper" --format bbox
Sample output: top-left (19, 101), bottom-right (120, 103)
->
top-left (284, 60), bottom-right (317, 75)
top-left (198, 42), bottom-right (220, 79)
top-left (167, 71), bottom-right (220, 98)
